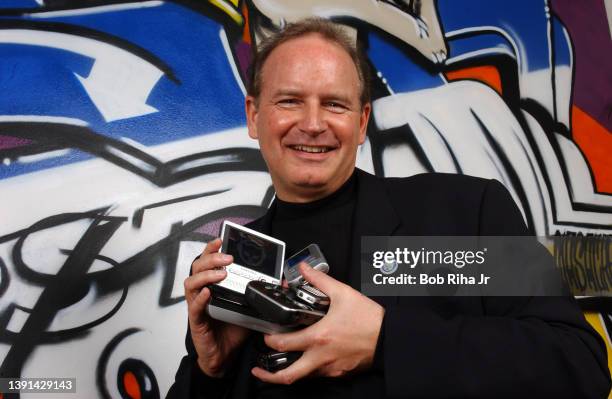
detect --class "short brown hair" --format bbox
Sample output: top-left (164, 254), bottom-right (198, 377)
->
top-left (247, 18), bottom-right (371, 107)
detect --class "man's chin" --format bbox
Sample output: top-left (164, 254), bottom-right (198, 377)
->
top-left (272, 166), bottom-right (351, 200)
top-left (287, 174), bottom-right (330, 194)
top-left (293, 178), bottom-right (327, 190)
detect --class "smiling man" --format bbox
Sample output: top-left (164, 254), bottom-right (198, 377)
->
top-left (168, 18), bottom-right (610, 399)
top-left (244, 24), bottom-right (370, 203)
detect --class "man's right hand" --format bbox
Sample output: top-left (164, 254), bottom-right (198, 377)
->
top-left (184, 238), bottom-right (250, 377)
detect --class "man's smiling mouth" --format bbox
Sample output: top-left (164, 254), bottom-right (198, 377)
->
top-left (290, 145), bottom-right (334, 153)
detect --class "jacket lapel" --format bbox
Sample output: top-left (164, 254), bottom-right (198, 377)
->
top-left (349, 169), bottom-right (401, 293)
top-left (254, 170), bottom-right (400, 306)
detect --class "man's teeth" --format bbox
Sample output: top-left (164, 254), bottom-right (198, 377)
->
top-left (293, 145), bottom-right (330, 153)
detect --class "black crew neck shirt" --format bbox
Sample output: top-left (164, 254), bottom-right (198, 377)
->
top-left (254, 171), bottom-right (358, 399)
top-left (271, 170), bottom-right (357, 284)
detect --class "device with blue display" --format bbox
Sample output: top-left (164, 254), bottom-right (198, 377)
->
top-left (284, 244), bottom-right (329, 287)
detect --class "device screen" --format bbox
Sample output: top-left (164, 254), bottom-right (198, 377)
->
top-left (224, 225), bottom-right (281, 277)
top-left (286, 247), bottom-right (311, 269)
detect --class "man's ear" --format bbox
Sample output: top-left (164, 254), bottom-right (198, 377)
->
top-left (358, 102), bottom-right (371, 145)
top-left (245, 95), bottom-right (259, 139)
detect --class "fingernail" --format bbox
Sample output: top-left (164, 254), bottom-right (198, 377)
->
top-left (215, 268), bottom-right (226, 275)
top-left (222, 254), bottom-right (233, 262)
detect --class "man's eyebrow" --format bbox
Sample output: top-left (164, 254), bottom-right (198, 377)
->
top-left (271, 89), bottom-right (303, 97)
top-left (268, 90), bottom-right (357, 108)
top-left (272, 90), bottom-right (354, 103)
top-left (321, 93), bottom-right (352, 104)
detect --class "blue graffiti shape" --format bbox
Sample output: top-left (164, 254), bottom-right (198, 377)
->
top-left (0, 2), bottom-right (249, 178)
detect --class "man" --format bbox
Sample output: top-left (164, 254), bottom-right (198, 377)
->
top-left (168, 18), bottom-right (610, 398)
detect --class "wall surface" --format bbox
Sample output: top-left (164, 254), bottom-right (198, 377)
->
top-left (0, 1), bottom-right (610, 397)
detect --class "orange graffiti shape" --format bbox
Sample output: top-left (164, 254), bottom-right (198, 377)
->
top-left (123, 371), bottom-right (141, 399)
top-left (242, 2), bottom-right (251, 44)
top-left (572, 106), bottom-right (612, 193)
top-left (445, 65), bottom-right (503, 96)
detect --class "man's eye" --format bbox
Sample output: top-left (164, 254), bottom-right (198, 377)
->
top-left (325, 102), bottom-right (347, 112)
top-left (278, 99), bottom-right (298, 106)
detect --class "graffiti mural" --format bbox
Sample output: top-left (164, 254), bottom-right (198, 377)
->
top-left (0, 0), bottom-right (610, 397)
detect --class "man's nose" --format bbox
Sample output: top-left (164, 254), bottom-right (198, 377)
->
top-left (298, 102), bottom-right (326, 135)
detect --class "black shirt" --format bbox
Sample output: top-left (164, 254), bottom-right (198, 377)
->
top-left (255, 171), bottom-right (358, 399)
top-left (271, 171), bottom-right (357, 284)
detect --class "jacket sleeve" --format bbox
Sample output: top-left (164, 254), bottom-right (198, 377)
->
top-left (166, 258), bottom-right (239, 399)
top-left (380, 179), bottom-right (611, 398)
top-left (166, 324), bottom-right (235, 399)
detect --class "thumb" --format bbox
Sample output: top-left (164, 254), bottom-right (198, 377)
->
top-left (298, 262), bottom-right (343, 298)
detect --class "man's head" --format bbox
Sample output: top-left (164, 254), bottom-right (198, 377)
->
top-left (248, 19), bottom-right (371, 107)
top-left (245, 18), bottom-right (371, 203)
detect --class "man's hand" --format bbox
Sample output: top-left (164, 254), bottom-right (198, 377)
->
top-left (184, 238), bottom-right (250, 377)
top-left (251, 264), bottom-right (385, 384)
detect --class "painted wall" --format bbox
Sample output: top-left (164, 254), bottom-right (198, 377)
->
top-left (0, 1), bottom-right (610, 397)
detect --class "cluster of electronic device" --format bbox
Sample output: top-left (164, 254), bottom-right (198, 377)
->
top-left (205, 221), bottom-right (330, 371)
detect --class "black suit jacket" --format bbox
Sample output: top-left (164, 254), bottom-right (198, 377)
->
top-left (167, 169), bottom-right (610, 398)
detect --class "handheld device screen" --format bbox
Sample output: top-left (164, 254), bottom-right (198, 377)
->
top-left (286, 247), bottom-right (311, 269)
top-left (224, 226), bottom-right (280, 276)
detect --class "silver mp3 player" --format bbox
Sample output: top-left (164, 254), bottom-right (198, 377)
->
top-left (217, 220), bottom-right (285, 294)
top-left (206, 221), bottom-right (290, 334)
top-left (284, 244), bottom-right (329, 287)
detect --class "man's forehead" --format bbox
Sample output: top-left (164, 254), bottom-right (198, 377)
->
top-left (259, 34), bottom-right (361, 95)
top-left (264, 33), bottom-right (351, 65)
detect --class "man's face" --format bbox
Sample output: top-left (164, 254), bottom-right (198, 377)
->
top-left (246, 34), bottom-right (371, 202)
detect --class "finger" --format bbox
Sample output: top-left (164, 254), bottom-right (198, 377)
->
top-left (203, 237), bottom-right (222, 255)
top-left (251, 356), bottom-right (313, 385)
top-left (264, 327), bottom-right (314, 353)
top-left (188, 286), bottom-right (212, 325)
top-left (298, 263), bottom-right (344, 297)
top-left (184, 269), bottom-right (227, 301)
top-left (192, 238), bottom-right (227, 272)
top-left (192, 251), bottom-right (233, 274)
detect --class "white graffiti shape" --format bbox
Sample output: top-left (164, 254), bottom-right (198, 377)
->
top-left (373, 81), bottom-right (612, 235)
top-left (252, 0), bottom-right (447, 64)
top-left (0, 29), bottom-right (163, 122)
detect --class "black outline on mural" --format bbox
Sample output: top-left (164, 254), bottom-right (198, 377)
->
top-left (0, 210), bottom-right (125, 380)
top-left (96, 327), bottom-right (140, 399)
top-left (117, 358), bottom-right (160, 399)
top-left (419, 113), bottom-right (463, 174)
top-left (471, 110), bottom-right (537, 231)
top-left (132, 189), bottom-right (232, 228)
top-left (0, 122), bottom-right (268, 187)
top-left (0, 257), bottom-right (10, 299)
top-left (0, 201), bottom-right (266, 395)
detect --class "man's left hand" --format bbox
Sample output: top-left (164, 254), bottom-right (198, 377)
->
top-left (251, 263), bottom-right (385, 385)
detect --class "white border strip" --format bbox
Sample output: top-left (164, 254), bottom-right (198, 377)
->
top-left (219, 28), bottom-right (247, 97)
top-left (0, 115), bottom-right (88, 126)
top-left (29, 1), bottom-right (164, 18)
